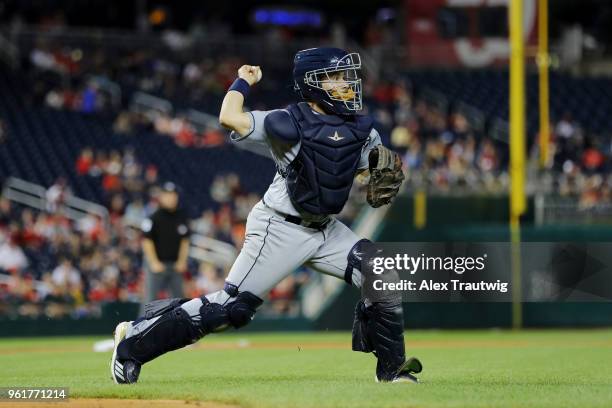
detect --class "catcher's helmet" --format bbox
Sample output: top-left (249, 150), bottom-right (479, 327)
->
top-left (293, 47), bottom-right (362, 115)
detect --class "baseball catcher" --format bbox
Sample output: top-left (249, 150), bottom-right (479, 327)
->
top-left (110, 47), bottom-right (422, 384)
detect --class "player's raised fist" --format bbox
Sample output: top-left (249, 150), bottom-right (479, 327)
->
top-left (238, 65), bottom-right (262, 86)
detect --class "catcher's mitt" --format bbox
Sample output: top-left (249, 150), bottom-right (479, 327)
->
top-left (366, 145), bottom-right (405, 208)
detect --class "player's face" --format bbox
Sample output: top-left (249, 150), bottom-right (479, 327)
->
top-left (320, 70), bottom-right (357, 102)
top-left (321, 71), bottom-right (348, 91)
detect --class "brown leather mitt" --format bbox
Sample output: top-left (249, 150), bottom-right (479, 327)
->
top-left (366, 145), bottom-right (405, 208)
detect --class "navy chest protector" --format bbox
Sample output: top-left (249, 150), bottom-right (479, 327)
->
top-left (271, 102), bottom-right (373, 215)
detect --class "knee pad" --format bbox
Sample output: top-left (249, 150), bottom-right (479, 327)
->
top-left (226, 291), bottom-right (264, 329)
top-left (199, 299), bottom-right (231, 333)
top-left (199, 291), bottom-right (263, 331)
top-left (345, 239), bottom-right (371, 284)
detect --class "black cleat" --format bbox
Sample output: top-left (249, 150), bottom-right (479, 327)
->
top-left (376, 357), bottom-right (423, 384)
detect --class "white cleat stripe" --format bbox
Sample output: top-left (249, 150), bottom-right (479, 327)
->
top-left (114, 362), bottom-right (125, 379)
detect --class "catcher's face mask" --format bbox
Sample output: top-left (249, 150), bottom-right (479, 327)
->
top-left (304, 52), bottom-right (362, 112)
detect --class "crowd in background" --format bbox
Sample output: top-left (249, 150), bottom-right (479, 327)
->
top-left (368, 78), bottom-right (611, 203)
top-left (21, 34), bottom-right (611, 203)
top-left (0, 183), bottom-right (268, 319)
top-left (1, 26), bottom-right (611, 319)
top-left (0, 196), bottom-right (142, 318)
top-left (0, 135), bottom-right (321, 318)
top-left (371, 81), bottom-right (508, 194)
top-left (29, 42), bottom-right (245, 111)
top-left (24, 36), bottom-right (519, 198)
top-left (113, 110), bottom-right (226, 149)
top-left (546, 113), bottom-right (612, 208)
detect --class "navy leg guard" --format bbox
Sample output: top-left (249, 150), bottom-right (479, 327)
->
top-left (347, 239), bottom-right (415, 380)
top-left (117, 292), bottom-right (263, 365)
top-left (352, 300), bottom-right (408, 381)
top-left (117, 304), bottom-right (207, 365)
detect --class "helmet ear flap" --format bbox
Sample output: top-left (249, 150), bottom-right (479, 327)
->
top-left (293, 80), bottom-right (304, 98)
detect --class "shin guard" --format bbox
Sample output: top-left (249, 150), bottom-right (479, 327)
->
top-left (352, 300), bottom-right (407, 381)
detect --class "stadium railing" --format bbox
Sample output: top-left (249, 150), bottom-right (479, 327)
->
top-left (2, 177), bottom-right (110, 230)
top-left (535, 194), bottom-right (612, 225)
top-left (2, 177), bottom-right (239, 269)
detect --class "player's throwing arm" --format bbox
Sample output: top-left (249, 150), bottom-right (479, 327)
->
top-left (219, 65), bottom-right (262, 137)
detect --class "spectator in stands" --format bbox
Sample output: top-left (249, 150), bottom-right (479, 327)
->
top-left (402, 139), bottom-right (422, 170)
top-left (80, 83), bottom-right (99, 113)
top-left (555, 112), bottom-right (579, 141)
top-left (0, 233), bottom-right (29, 272)
top-left (390, 123), bottom-right (412, 150)
top-left (33, 212), bottom-right (55, 240)
top-left (43, 281), bottom-right (74, 319)
top-left (51, 257), bottom-right (82, 291)
top-left (214, 204), bottom-right (233, 244)
top-left (144, 164), bottom-right (159, 190)
top-left (199, 127), bottom-right (225, 147)
top-left (193, 262), bottom-right (224, 296)
top-left (579, 175), bottom-right (605, 209)
top-left (75, 147), bottom-right (94, 175)
top-left (582, 144), bottom-right (606, 174)
top-left (124, 197), bottom-right (147, 228)
top-left (210, 174), bottom-right (232, 203)
top-left (476, 139), bottom-right (499, 173)
top-left (88, 151), bottom-right (108, 177)
top-left (113, 111), bottom-right (135, 134)
top-left (268, 276), bottom-right (297, 315)
top-left (191, 209), bottom-right (215, 236)
top-left (45, 177), bottom-right (72, 213)
top-left (109, 194), bottom-right (125, 221)
top-left (174, 117), bottom-right (196, 147)
top-left (13, 275), bottom-right (41, 317)
top-left (102, 171), bottom-right (122, 195)
top-left (77, 212), bottom-right (104, 240)
top-left (0, 197), bottom-right (13, 226)
top-left (19, 209), bottom-right (42, 247)
top-left (30, 45), bottom-right (58, 72)
top-left (234, 194), bottom-right (256, 222)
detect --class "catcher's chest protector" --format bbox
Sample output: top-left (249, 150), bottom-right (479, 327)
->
top-left (285, 102), bottom-right (373, 215)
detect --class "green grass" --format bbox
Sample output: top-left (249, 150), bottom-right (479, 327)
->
top-left (1, 329), bottom-right (612, 408)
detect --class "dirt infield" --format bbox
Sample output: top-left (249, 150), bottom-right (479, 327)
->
top-left (0, 398), bottom-right (239, 408)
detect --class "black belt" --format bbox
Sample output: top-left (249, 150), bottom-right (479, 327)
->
top-left (262, 199), bottom-right (330, 230)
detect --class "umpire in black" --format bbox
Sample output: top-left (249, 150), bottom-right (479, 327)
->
top-left (141, 182), bottom-right (190, 308)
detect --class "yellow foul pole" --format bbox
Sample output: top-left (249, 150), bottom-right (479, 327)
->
top-left (538, 0), bottom-right (550, 168)
top-left (413, 190), bottom-right (426, 230)
top-left (509, 0), bottom-right (526, 329)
